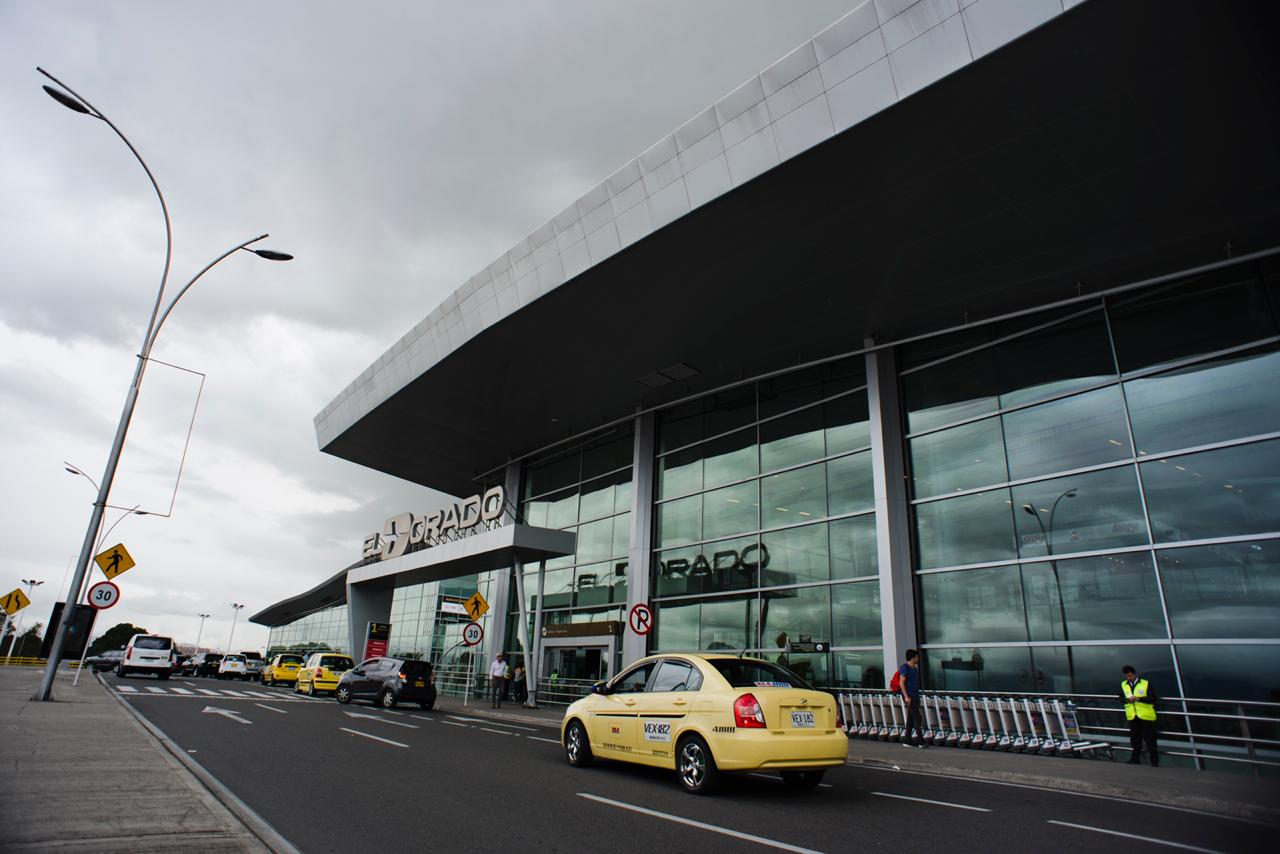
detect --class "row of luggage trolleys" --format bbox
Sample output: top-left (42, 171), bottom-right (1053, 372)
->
top-left (835, 692), bottom-right (1114, 758)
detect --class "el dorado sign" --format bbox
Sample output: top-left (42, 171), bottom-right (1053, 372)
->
top-left (363, 486), bottom-right (505, 560)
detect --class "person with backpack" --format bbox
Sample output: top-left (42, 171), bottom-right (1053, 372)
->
top-left (896, 648), bottom-right (925, 748)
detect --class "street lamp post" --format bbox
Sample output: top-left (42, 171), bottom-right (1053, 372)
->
top-left (195, 613), bottom-right (212, 651)
top-left (1022, 488), bottom-right (1078, 688)
top-left (3, 579), bottom-right (44, 663)
top-left (226, 604), bottom-right (245, 654)
top-left (33, 69), bottom-right (291, 701)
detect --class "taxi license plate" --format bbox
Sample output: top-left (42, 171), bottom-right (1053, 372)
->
top-left (791, 711), bottom-right (816, 728)
top-left (413, 679), bottom-right (425, 687)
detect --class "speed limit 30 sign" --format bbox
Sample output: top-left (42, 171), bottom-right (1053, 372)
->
top-left (462, 621), bottom-right (484, 646)
top-left (88, 580), bottom-right (121, 610)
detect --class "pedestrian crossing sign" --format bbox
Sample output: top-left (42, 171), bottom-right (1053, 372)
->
top-left (464, 591), bottom-right (489, 620)
top-left (1, 587), bottom-right (30, 615)
top-left (94, 543), bottom-right (136, 580)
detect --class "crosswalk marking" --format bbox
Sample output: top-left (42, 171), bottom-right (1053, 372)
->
top-left (145, 686), bottom-right (167, 693)
top-left (220, 689), bottom-right (249, 697)
top-left (197, 689), bottom-right (221, 696)
top-left (118, 685), bottom-right (139, 693)
top-left (245, 691), bottom-right (274, 698)
top-left (171, 688), bottom-right (193, 695)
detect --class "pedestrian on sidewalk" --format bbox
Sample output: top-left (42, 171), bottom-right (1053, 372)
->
top-left (897, 648), bottom-right (925, 748)
top-left (512, 662), bottom-right (526, 703)
top-left (489, 652), bottom-right (507, 708)
top-left (1120, 664), bottom-right (1159, 766)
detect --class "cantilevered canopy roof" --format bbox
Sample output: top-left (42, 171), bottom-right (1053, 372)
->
top-left (317, 1), bottom-right (1280, 497)
top-left (250, 565), bottom-right (352, 628)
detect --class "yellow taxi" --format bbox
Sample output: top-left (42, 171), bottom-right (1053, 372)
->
top-left (561, 653), bottom-right (847, 794)
top-left (295, 653), bottom-right (354, 696)
top-left (260, 653), bottom-right (305, 687)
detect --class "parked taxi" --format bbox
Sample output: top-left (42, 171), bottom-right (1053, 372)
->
top-left (260, 653), bottom-right (305, 687)
top-left (561, 653), bottom-right (846, 794)
top-left (295, 653), bottom-right (354, 696)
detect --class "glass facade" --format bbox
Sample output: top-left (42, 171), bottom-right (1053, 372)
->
top-left (265, 260), bottom-right (1280, 708)
top-left (651, 357), bottom-right (883, 689)
top-left (905, 265), bottom-right (1280, 700)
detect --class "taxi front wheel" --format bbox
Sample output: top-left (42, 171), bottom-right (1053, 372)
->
top-left (677, 735), bottom-right (720, 795)
top-left (565, 721), bottom-right (593, 767)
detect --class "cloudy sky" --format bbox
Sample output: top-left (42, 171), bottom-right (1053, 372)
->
top-left (0, 0), bottom-right (857, 652)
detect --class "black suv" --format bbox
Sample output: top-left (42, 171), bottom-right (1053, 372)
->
top-left (183, 653), bottom-right (223, 678)
top-left (336, 657), bottom-right (436, 710)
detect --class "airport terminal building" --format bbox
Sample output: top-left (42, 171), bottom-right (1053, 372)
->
top-left (252, 1), bottom-right (1280, 709)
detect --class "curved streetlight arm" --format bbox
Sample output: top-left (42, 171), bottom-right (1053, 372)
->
top-left (36, 67), bottom-right (173, 355)
top-left (147, 234), bottom-right (268, 358)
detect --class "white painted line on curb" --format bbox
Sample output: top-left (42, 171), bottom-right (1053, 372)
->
top-left (479, 727), bottom-right (514, 736)
top-left (340, 727), bottom-right (408, 748)
top-left (1047, 821), bottom-right (1224, 853)
top-left (577, 793), bottom-right (824, 854)
top-left (254, 703), bottom-right (287, 714)
top-left (871, 792), bottom-right (990, 812)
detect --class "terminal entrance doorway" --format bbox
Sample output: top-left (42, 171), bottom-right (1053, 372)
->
top-left (544, 645), bottom-right (609, 682)
top-left (538, 621), bottom-right (621, 685)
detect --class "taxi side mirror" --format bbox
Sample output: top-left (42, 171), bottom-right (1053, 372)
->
top-left (592, 681), bottom-right (611, 695)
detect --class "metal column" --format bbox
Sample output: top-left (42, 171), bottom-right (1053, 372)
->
top-left (623, 412), bottom-right (656, 668)
top-left (345, 579), bottom-right (394, 661)
top-left (480, 461), bottom-right (522, 666)
top-left (866, 341), bottom-right (918, 684)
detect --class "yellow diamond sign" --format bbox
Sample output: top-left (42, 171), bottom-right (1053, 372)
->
top-left (464, 591), bottom-right (489, 621)
top-left (94, 543), bottom-right (136, 580)
top-left (1, 588), bottom-right (31, 616)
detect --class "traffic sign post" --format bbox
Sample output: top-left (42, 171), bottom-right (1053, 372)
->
top-left (94, 543), bottom-right (136, 580)
top-left (87, 581), bottom-right (121, 610)
top-left (462, 622), bottom-right (484, 646)
top-left (629, 603), bottom-right (653, 636)
top-left (2, 588), bottom-right (33, 663)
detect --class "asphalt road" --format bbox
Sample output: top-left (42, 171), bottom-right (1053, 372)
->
top-left (103, 672), bottom-right (1273, 854)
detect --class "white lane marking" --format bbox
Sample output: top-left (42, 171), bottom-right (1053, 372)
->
top-left (409, 715), bottom-right (433, 722)
top-left (220, 689), bottom-right (249, 697)
top-left (440, 720), bottom-right (471, 728)
top-left (343, 711), bottom-right (419, 729)
top-left (245, 691), bottom-right (274, 698)
top-left (197, 689), bottom-right (221, 696)
top-left (480, 727), bottom-right (514, 736)
top-left (470, 719), bottom-right (538, 732)
top-left (577, 793), bottom-right (824, 854)
top-left (448, 715), bottom-right (487, 723)
top-left (340, 727), bottom-right (408, 748)
top-left (202, 706), bottom-right (252, 725)
top-left (529, 736), bottom-right (561, 744)
top-left (254, 703), bottom-right (287, 714)
top-left (182, 681), bottom-right (196, 687)
top-left (381, 710), bottom-right (403, 716)
top-left (170, 688), bottom-right (193, 695)
top-left (748, 772), bottom-right (832, 789)
top-left (1047, 821), bottom-right (1224, 853)
top-left (145, 686), bottom-right (167, 694)
top-left (852, 763), bottom-right (1273, 828)
top-left (871, 792), bottom-right (990, 812)
top-left (117, 686), bottom-right (139, 693)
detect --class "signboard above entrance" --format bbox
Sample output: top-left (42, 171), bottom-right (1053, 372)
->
top-left (541, 621), bottom-right (621, 639)
top-left (362, 485), bottom-right (505, 561)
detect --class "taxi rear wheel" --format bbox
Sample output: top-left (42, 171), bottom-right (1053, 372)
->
top-left (565, 720), bottom-right (593, 767)
top-left (781, 770), bottom-right (825, 790)
top-left (306, 681), bottom-right (316, 696)
top-left (677, 734), bottom-right (720, 795)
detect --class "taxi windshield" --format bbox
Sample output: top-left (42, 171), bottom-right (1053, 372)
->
top-left (710, 659), bottom-right (812, 690)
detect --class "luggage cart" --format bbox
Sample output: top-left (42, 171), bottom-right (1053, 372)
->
top-left (980, 697), bottom-right (1003, 748)
top-left (1007, 697), bottom-right (1028, 751)
top-left (1021, 698), bottom-right (1044, 753)
top-left (994, 697), bottom-right (1015, 750)
top-left (855, 694), bottom-right (871, 737)
top-left (1051, 699), bottom-right (1112, 757)
top-left (1037, 698), bottom-right (1065, 755)
top-left (943, 696), bottom-right (961, 746)
top-left (921, 694), bottom-right (939, 743)
top-left (956, 697), bottom-right (975, 747)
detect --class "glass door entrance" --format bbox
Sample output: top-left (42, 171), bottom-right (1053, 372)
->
top-left (545, 645), bottom-right (610, 682)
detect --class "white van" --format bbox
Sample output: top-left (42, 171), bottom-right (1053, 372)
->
top-left (118, 634), bottom-right (175, 679)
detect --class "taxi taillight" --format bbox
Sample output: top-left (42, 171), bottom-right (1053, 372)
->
top-left (734, 693), bottom-right (767, 729)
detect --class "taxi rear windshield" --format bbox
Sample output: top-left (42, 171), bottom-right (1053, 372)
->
top-left (710, 660), bottom-right (812, 690)
top-left (278, 655), bottom-right (303, 665)
top-left (320, 657), bottom-right (352, 670)
top-left (134, 637), bottom-right (172, 650)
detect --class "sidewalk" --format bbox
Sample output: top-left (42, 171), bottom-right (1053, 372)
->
top-left (0, 666), bottom-right (276, 852)
top-left (432, 693), bottom-right (1280, 825)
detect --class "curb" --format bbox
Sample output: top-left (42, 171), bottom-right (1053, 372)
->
top-left (847, 754), bottom-right (1280, 826)
top-left (98, 673), bottom-right (303, 853)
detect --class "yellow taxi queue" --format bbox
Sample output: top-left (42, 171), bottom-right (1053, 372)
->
top-left (562, 653), bottom-right (848, 795)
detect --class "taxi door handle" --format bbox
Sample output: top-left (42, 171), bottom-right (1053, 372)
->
top-left (672, 699), bottom-right (687, 706)
top-left (624, 699), bottom-right (637, 706)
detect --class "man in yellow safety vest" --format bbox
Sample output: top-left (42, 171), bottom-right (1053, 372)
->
top-left (1120, 664), bottom-right (1159, 766)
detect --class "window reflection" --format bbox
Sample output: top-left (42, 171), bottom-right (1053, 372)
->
top-left (1012, 466), bottom-right (1148, 559)
top-left (1176, 644), bottom-right (1280, 703)
top-left (832, 650), bottom-right (886, 689)
top-left (1159, 541), bottom-right (1280, 639)
top-left (760, 407), bottom-right (824, 472)
top-left (760, 585), bottom-right (831, 664)
top-left (1032, 644), bottom-right (1176, 695)
top-left (915, 489), bottom-right (1017, 570)
top-left (1022, 554), bottom-right (1164, 642)
top-left (919, 566), bottom-right (1027, 643)
top-left (827, 451), bottom-right (874, 516)
top-left (923, 646), bottom-right (1031, 692)
top-left (1126, 348), bottom-right (1280, 456)
top-left (1003, 386), bottom-right (1131, 482)
top-left (832, 581), bottom-right (881, 647)
top-left (703, 481), bottom-right (758, 540)
top-left (654, 535), bottom-right (760, 597)
top-left (910, 417), bottom-right (1007, 497)
top-left (830, 515), bottom-right (878, 579)
top-left (762, 523), bottom-right (829, 585)
top-left (1142, 440), bottom-right (1280, 542)
top-left (761, 463), bottom-right (825, 529)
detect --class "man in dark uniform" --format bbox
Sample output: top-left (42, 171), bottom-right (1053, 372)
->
top-left (1120, 664), bottom-right (1159, 766)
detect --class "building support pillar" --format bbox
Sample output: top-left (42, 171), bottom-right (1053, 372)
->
top-left (346, 579), bottom-right (394, 661)
top-left (866, 341), bottom-right (918, 686)
top-left (623, 412), bottom-right (656, 668)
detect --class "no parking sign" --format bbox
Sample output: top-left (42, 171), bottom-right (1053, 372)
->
top-left (628, 603), bottom-right (653, 636)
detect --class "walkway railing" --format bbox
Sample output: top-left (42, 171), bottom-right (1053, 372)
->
top-left (836, 689), bottom-right (1280, 775)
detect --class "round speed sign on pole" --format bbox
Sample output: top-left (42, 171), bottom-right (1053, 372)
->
top-left (88, 580), bottom-right (121, 610)
top-left (462, 621), bottom-right (484, 646)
